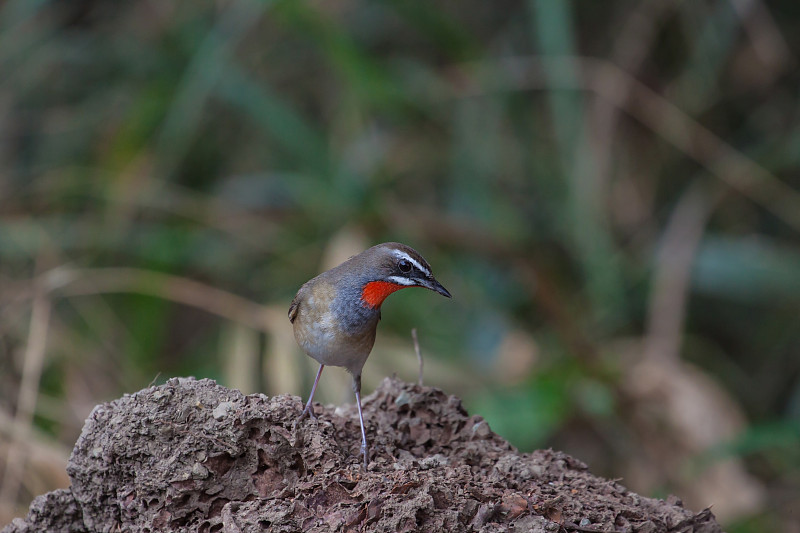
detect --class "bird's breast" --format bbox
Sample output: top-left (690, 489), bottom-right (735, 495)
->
top-left (291, 279), bottom-right (381, 374)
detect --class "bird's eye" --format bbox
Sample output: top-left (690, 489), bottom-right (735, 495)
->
top-left (398, 259), bottom-right (412, 273)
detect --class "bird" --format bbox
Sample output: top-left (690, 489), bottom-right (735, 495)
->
top-left (289, 242), bottom-right (451, 467)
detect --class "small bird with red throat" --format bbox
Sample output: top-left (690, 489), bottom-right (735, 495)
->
top-left (289, 242), bottom-right (451, 467)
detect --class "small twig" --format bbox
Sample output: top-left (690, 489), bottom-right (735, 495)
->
top-left (411, 328), bottom-right (423, 386)
top-left (148, 372), bottom-right (162, 388)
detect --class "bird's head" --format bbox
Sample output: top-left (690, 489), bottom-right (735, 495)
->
top-left (358, 242), bottom-right (451, 309)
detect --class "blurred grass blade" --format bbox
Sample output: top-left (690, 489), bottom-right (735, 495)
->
top-left (156, 0), bottom-right (271, 176)
top-left (672, 1), bottom-right (739, 111)
top-left (528, 0), bottom-right (626, 327)
top-left (215, 65), bottom-right (329, 177)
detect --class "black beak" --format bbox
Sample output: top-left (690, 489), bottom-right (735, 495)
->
top-left (419, 277), bottom-right (451, 298)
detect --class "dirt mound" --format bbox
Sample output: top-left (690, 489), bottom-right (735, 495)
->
top-left (3, 377), bottom-right (722, 532)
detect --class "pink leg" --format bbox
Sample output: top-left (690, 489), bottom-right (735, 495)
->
top-left (299, 364), bottom-right (324, 420)
top-left (353, 374), bottom-right (369, 468)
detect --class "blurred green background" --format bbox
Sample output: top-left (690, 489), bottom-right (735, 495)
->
top-left (1, 0), bottom-right (799, 530)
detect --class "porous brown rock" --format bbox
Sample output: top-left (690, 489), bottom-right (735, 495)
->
top-left (2, 377), bottom-right (723, 532)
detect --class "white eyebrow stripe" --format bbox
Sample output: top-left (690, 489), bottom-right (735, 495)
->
top-left (387, 275), bottom-right (416, 285)
top-left (390, 249), bottom-right (430, 276)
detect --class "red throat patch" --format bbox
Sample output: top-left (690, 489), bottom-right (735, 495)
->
top-left (361, 281), bottom-right (406, 308)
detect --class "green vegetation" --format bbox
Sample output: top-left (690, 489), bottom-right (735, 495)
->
top-left (1, 1), bottom-right (799, 530)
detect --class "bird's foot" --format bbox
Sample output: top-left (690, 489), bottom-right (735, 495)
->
top-left (360, 441), bottom-right (369, 469)
top-left (293, 403), bottom-right (317, 431)
top-left (301, 403), bottom-right (318, 421)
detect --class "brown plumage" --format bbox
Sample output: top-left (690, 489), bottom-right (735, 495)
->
top-left (289, 242), bottom-right (451, 467)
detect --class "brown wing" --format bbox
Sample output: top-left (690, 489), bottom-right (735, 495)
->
top-left (288, 291), bottom-right (301, 323)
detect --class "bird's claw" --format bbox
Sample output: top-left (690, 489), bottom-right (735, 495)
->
top-left (294, 404), bottom-right (317, 431)
top-left (303, 405), bottom-right (318, 421)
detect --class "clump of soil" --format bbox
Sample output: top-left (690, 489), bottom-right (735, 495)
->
top-left (3, 377), bottom-right (722, 532)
